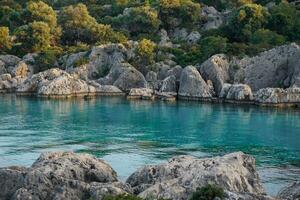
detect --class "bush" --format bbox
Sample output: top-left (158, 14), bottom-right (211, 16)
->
top-left (103, 194), bottom-right (142, 200)
top-left (0, 26), bottom-right (12, 53)
top-left (250, 28), bottom-right (285, 46)
top-left (136, 38), bottom-right (156, 64)
top-left (189, 184), bottom-right (225, 200)
top-left (199, 36), bottom-right (228, 61)
top-left (35, 47), bottom-right (63, 72)
top-left (73, 56), bottom-right (89, 67)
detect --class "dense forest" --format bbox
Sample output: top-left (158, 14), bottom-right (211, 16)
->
top-left (0, 0), bottom-right (300, 70)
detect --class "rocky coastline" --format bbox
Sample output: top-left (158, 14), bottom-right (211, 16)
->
top-left (1, 42), bottom-right (300, 107)
top-left (0, 151), bottom-right (298, 200)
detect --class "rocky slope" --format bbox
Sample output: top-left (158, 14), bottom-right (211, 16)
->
top-left (1, 151), bottom-right (292, 200)
top-left (0, 42), bottom-right (300, 106)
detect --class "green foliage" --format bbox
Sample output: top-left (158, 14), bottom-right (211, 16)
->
top-left (189, 184), bottom-right (225, 200)
top-left (250, 28), bottom-right (285, 46)
top-left (14, 21), bottom-right (52, 54)
top-left (73, 56), bottom-right (89, 67)
top-left (35, 47), bottom-right (63, 72)
top-left (136, 38), bottom-right (156, 67)
top-left (199, 36), bottom-right (228, 61)
top-left (0, 26), bottom-right (12, 53)
top-left (103, 194), bottom-right (143, 200)
top-left (227, 3), bottom-right (269, 42)
top-left (268, 2), bottom-right (300, 41)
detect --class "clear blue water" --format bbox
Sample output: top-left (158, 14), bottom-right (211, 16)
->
top-left (0, 95), bottom-right (299, 196)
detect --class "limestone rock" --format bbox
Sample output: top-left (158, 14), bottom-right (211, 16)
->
top-left (126, 152), bottom-right (266, 200)
top-left (178, 66), bottom-right (213, 98)
top-left (254, 87), bottom-right (300, 104)
top-left (98, 63), bottom-right (132, 86)
top-left (166, 65), bottom-right (183, 81)
top-left (159, 75), bottom-right (177, 94)
top-left (88, 44), bottom-right (130, 79)
top-left (277, 182), bottom-right (300, 200)
top-left (113, 67), bottom-right (148, 92)
top-left (11, 61), bottom-right (31, 78)
top-left (0, 152), bottom-right (130, 200)
top-left (186, 31), bottom-right (201, 44)
top-left (199, 54), bottom-right (230, 96)
top-left (220, 84), bottom-right (253, 101)
top-left (159, 29), bottom-right (172, 48)
top-left (67, 64), bottom-right (89, 81)
top-left (201, 6), bottom-right (224, 30)
top-left (88, 81), bottom-right (124, 95)
top-left (234, 43), bottom-right (300, 91)
top-left (128, 88), bottom-right (154, 100)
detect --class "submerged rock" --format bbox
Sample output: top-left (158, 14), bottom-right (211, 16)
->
top-left (0, 152), bottom-right (131, 200)
top-left (178, 66), bottom-right (213, 99)
top-left (127, 152), bottom-right (267, 200)
top-left (277, 182), bottom-right (300, 200)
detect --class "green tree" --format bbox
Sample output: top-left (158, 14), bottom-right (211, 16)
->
top-left (199, 36), bottom-right (228, 61)
top-left (227, 3), bottom-right (269, 41)
top-left (136, 38), bottom-right (156, 68)
top-left (15, 21), bottom-right (51, 53)
top-left (0, 26), bottom-right (12, 53)
top-left (189, 184), bottom-right (225, 200)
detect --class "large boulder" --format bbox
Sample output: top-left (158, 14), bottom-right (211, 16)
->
top-left (0, 55), bottom-right (21, 74)
top-left (178, 66), bottom-right (213, 99)
top-left (113, 67), bottom-right (148, 92)
top-left (254, 87), bottom-right (300, 104)
top-left (220, 84), bottom-right (253, 101)
top-left (166, 65), bottom-right (183, 81)
top-left (126, 152), bottom-right (266, 200)
top-left (98, 63), bottom-right (132, 86)
top-left (88, 44), bottom-right (130, 79)
top-left (128, 88), bottom-right (154, 100)
top-left (0, 152), bottom-right (131, 200)
top-left (234, 43), bottom-right (300, 91)
top-left (277, 182), bottom-right (300, 200)
top-left (199, 54), bottom-right (230, 96)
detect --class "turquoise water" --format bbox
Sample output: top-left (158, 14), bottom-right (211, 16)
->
top-left (0, 95), bottom-right (299, 196)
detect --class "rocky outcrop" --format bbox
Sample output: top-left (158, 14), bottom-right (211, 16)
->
top-left (126, 152), bottom-right (267, 200)
top-left (113, 67), bottom-right (148, 92)
top-left (16, 68), bottom-right (124, 97)
top-left (234, 43), bottom-right (300, 91)
top-left (128, 88), bottom-right (154, 100)
top-left (277, 182), bottom-right (300, 200)
top-left (0, 73), bottom-right (26, 92)
top-left (159, 75), bottom-right (177, 94)
top-left (254, 87), bottom-right (300, 104)
top-left (201, 6), bottom-right (225, 30)
top-left (220, 84), bottom-right (253, 101)
top-left (178, 66), bottom-right (213, 99)
top-left (166, 65), bottom-right (183, 81)
top-left (88, 44), bottom-right (131, 79)
top-left (159, 29), bottom-right (173, 48)
top-left (0, 152), bottom-right (131, 200)
top-left (199, 54), bottom-right (230, 96)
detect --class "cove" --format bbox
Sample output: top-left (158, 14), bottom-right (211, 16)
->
top-left (0, 94), bottom-right (299, 196)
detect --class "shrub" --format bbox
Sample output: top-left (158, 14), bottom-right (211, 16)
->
top-left (73, 56), bottom-right (89, 67)
top-left (35, 46), bottom-right (63, 72)
top-left (0, 26), bottom-right (12, 53)
top-left (137, 38), bottom-right (156, 63)
top-left (250, 28), bottom-right (285, 46)
top-left (103, 194), bottom-right (143, 200)
top-left (199, 36), bottom-right (228, 61)
top-left (189, 184), bottom-right (225, 200)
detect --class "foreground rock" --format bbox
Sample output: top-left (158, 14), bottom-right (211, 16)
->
top-left (220, 84), bottom-right (253, 101)
top-left (0, 152), bottom-right (131, 200)
top-left (277, 182), bottom-right (300, 200)
top-left (178, 66), bottom-right (213, 99)
top-left (126, 152), bottom-right (271, 200)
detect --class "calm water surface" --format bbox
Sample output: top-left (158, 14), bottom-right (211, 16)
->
top-left (0, 95), bottom-right (299, 196)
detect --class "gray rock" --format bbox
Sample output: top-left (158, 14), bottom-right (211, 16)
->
top-left (98, 63), bottom-right (132, 85)
top-left (254, 87), bottom-right (300, 104)
top-left (172, 28), bottom-right (188, 41)
top-left (178, 66), bottom-right (213, 98)
top-left (67, 64), bottom-right (89, 81)
top-left (199, 54), bottom-right (230, 96)
top-left (113, 67), bottom-right (148, 92)
top-left (186, 31), bottom-right (201, 44)
top-left (64, 51), bottom-right (88, 69)
top-left (126, 152), bottom-right (266, 200)
top-left (166, 65), bottom-right (183, 81)
top-left (11, 61), bottom-right (31, 78)
top-left (159, 75), bottom-right (177, 94)
top-left (159, 29), bottom-right (173, 48)
top-left (221, 84), bottom-right (253, 101)
top-left (0, 60), bottom-right (6, 74)
top-left (277, 182), bottom-right (300, 200)
top-left (234, 43), bottom-right (300, 91)
top-left (88, 44), bottom-right (130, 78)
top-left (201, 6), bottom-right (224, 30)
top-left (1, 152), bottom-right (130, 200)
top-left (128, 88), bottom-right (154, 100)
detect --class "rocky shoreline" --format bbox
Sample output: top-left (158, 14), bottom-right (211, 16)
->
top-left (1, 43), bottom-right (300, 107)
top-left (0, 151), bottom-right (298, 200)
